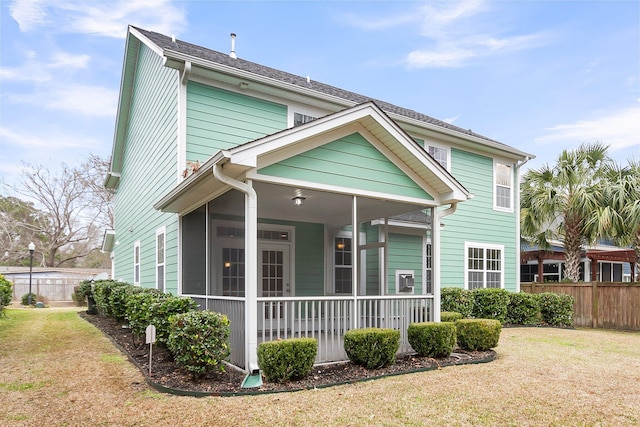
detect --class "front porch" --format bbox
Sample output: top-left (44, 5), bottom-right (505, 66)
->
top-left (190, 294), bottom-right (434, 368)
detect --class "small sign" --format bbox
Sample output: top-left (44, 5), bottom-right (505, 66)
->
top-left (145, 324), bottom-right (156, 344)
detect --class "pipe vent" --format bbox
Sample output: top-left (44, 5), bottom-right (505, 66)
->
top-left (229, 33), bottom-right (237, 59)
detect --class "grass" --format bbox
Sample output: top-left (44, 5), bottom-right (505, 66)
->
top-left (1, 306), bottom-right (640, 426)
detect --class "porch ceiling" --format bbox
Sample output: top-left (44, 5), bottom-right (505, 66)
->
top-left (210, 181), bottom-right (431, 230)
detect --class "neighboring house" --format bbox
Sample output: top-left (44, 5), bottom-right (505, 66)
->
top-left (103, 26), bottom-right (534, 372)
top-left (521, 241), bottom-right (635, 283)
top-left (0, 267), bottom-right (109, 301)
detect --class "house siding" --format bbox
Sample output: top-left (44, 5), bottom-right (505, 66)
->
top-left (186, 82), bottom-right (287, 163)
top-left (387, 233), bottom-right (424, 294)
top-left (440, 148), bottom-right (518, 290)
top-left (259, 133), bottom-right (433, 200)
top-left (112, 44), bottom-right (180, 294)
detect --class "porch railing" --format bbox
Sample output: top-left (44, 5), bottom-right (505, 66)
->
top-left (188, 294), bottom-right (433, 369)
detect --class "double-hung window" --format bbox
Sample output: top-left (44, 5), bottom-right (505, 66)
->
top-left (133, 241), bottom-right (140, 285)
top-left (494, 162), bottom-right (512, 211)
top-left (156, 228), bottom-right (166, 292)
top-left (465, 243), bottom-right (504, 289)
top-left (334, 236), bottom-right (352, 294)
top-left (427, 145), bottom-right (449, 170)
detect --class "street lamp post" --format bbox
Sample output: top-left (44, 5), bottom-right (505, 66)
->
top-left (28, 242), bottom-right (35, 306)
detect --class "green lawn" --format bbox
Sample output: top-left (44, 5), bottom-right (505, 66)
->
top-left (1, 306), bottom-right (639, 426)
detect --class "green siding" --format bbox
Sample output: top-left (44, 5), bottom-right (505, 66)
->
top-left (186, 82), bottom-right (287, 162)
top-left (387, 233), bottom-right (423, 294)
top-left (113, 44), bottom-right (179, 294)
top-left (440, 148), bottom-right (517, 290)
top-left (259, 133), bottom-right (433, 200)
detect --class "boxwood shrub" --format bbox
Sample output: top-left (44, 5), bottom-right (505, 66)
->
top-left (538, 292), bottom-right (574, 327)
top-left (343, 328), bottom-right (400, 369)
top-left (258, 338), bottom-right (318, 383)
top-left (167, 310), bottom-right (231, 380)
top-left (0, 274), bottom-right (12, 318)
top-left (92, 280), bottom-right (130, 317)
top-left (440, 287), bottom-right (473, 318)
top-left (506, 292), bottom-right (541, 325)
top-left (455, 319), bottom-right (501, 351)
top-left (440, 311), bottom-right (463, 322)
top-left (108, 284), bottom-right (143, 322)
top-left (407, 322), bottom-right (456, 358)
top-left (125, 290), bottom-right (198, 344)
top-left (471, 288), bottom-right (510, 323)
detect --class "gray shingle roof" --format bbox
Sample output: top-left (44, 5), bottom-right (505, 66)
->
top-left (134, 26), bottom-right (511, 148)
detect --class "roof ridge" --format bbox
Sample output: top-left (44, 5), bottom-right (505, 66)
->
top-left (132, 26), bottom-right (511, 148)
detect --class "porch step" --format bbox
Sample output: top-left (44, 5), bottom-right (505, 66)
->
top-left (241, 372), bottom-right (263, 388)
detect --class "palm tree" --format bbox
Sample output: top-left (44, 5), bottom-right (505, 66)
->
top-left (586, 159), bottom-right (640, 281)
top-left (521, 143), bottom-right (610, 282)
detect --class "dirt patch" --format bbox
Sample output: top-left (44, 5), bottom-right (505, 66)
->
top-left (79, 311), bottom-right (495, 396)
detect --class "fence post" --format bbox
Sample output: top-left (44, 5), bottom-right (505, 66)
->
top-left (591, 281), bottom-right (598, 328)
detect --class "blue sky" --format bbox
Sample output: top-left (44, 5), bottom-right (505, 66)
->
top-left (1, 0), bottom-right (639, 195)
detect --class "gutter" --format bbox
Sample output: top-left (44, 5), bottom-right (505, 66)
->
top-left (212, 163), bottom-right (261, 386)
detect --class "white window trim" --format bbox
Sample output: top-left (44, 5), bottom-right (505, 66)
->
top-left (425, 142), bottom-right (450, 172)
top-left (156, 227), bottom-right (166, 291)
top-left (287, 104), bottom-right (327, 128)
top-left (493, 160), bottom-right (513, 212)
top-left (464, 242), bottom-right (505, 290)
top-left (133, 240), bottom-right (141, 286)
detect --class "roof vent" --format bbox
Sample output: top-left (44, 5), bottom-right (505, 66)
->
top-left (229, 33), bottom-right (237, 59)
top-left (171, 35), bottom-right (176, 43)
top-left (306, 76), bottom-right (311, 84)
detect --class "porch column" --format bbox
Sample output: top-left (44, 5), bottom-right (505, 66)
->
top-left (245, 179), bottom-right (259, 373)
top-left (352, 195), bottom-right (359, 330)
top-left (432, 209), bottom-right (441, 322)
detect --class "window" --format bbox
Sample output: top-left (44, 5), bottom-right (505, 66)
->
top-left (133, 241), bottom-right (140, 285)
top-left (494, 162), bottom-right (512, 211)
top-left (156, 228), bottom-right (165, 292)
top-left (334, 236), bottom-right (352, 294)
top-left (427, 145), bottom-right (448, 170)
top-left (465, 243), bottom-right (504, 289)
top-left (293, 112), bottom-right (316, 127)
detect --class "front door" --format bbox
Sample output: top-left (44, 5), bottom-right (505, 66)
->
top-left (259, 244), bottom-right (290, 325)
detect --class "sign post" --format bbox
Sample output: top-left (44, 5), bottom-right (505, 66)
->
top-left (145, 324), bottom-right (156, 376)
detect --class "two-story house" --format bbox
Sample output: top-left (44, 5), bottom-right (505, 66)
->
top-left (103, 26), bottom-right (534, 373)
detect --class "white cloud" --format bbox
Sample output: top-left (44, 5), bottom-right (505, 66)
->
top-left (7, 85), bottom-right (118, 117)
top-left (9, 0), bottom-right (186, 38)
top-left (534, 106), bottom-right (640, 152)
top-left (0, 51), bottom-right (91, 83)
top-left (0, 126), bottom-right (100, 150)
top-left (443, 115), bottom-right (460, 124)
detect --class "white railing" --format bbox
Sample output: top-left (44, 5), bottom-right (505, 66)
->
top-left (188, 294), bottom-right (434, 368)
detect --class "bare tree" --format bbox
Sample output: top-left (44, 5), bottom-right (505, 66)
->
top-left (11, 162), bottom-right (100, 267)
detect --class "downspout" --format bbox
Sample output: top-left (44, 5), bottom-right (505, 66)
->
top-left (515, 156), bottom-right (531, 292)
top-left (212, 163), bottom-right (260, 377)
top-left (433, 202), bottom-right (458, 322)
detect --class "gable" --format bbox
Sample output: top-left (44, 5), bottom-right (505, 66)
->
top-left (258, 133), bottom-right (433, 200)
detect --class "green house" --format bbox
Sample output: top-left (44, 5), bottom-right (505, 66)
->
top-left (103, 26), bottom-right (534, 372)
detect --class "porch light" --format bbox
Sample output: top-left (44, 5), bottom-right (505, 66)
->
top-left (292, 196), bottom-right (305, 206)
top-left (337, 242), bottom-right (345, 250)
top-left (224, 261), bottom-right (231, 268)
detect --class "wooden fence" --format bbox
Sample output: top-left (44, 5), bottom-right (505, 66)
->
top-left (521, 282), bottom-right (640, 331)
top-left (11, 277), bottom-right (84, 302)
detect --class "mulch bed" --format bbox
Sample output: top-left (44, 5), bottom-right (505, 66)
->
top-left (79, 311), bottom-right (496, 396)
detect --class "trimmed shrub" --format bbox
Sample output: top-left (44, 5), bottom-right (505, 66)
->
top-left (506, 292), bottom-right (541, 325)
top-left (108, 284), bottom-right (142, 322)
top-left (440, 311), bottom-right (463, 322)
top-left (21, 292), bottom-right (38, 306)
top-left (72, 280), bottom-right (94, 307)
top-left (408, 322), bottom-right (456, 358)
top-left (258, 338), bottom-right (318, 383)
top-left (440, 287), bottom-right (473, 318)
top-left (92, 280), bottom-right (129, 317)
top-left (343, 328), bottom-right (400, 369)
top-left (471, 288), bottom-right (510, 323)
top-left (538, 292), bottom-right (574, 327)
top-left (0, 274), bottom-right (12, 317)
top-left (125, 290), bottom-right (198, 344)
top-left (455, 319), bottom-right (501, 351)
top-left (167, 310), bottom-right (231, 380)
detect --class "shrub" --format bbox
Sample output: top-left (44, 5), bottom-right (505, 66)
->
top-left (440, 311), bottom-right (463, 322)
top-left (108, 284), bottom-right (142, 322)
top-left (538, 292), bottom-right (574, 327)
top-left (92, 280), bottom-right (129, 317)
top-left (506, 292), bottom-right (541, 325)
top-left (440, 287), bottom-right (473, 318)
top-left (455, 319), bottom-right (501, 351)
top-left (21, 292), bottom-right (38, 306)
top-left (408, 322), bottom-right (456, 358)
top-left (0, 274), bottom-right (12, 317)
top-left (471, 288), bottom-right (510, 323)
top-left (343, 328), bottom-right (400, 369)
top-left (167, 310), bottom-right (231, 380)
top-left (125, 290), bottom-right (198, 344)
top-left (72, 280), bottom-right (94, 307)
top-left (258, 338), bottom-right (318, 383)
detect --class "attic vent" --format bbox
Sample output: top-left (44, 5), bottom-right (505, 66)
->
top-left (229, 33), bottom-right (237, 59)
